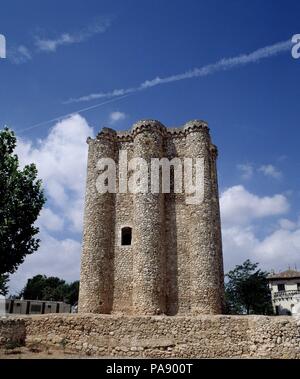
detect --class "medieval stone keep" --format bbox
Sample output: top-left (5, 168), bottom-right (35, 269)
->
top-left (79, 119), bottom-right (225, 315)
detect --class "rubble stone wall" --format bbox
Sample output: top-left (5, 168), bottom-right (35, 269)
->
top-left (0, 318), bottom-right (26, 347)
top-left (1, 314), bottom-right (300, 358)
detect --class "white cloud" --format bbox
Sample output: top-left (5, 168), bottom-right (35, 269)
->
top-left (16, 114), bottom-right (93, 232)
top-left (237, 163), bottom-right (253, 180)
top-left (258, 164), bottom-right (282, 179)
top-left (38, 208), bottom-right (64, 232)
top-left (220, 186), bottom-right (300, 273)
top-left (65, 39), bottom-right (292, 103)
top-left (109, 111), bottom-right (126, 124)
top-left (6, 18), bottom-right (112, 66)
top-left (8, 45), bottom-right (32, 64)
top-left (8, 114), bottom-right (93, 294)
top-left (35, 33), bottom-right (75, 53)
top-left (254, 228), bottom-right (300, 265)
top-left (278, 218), bottom-right (297, 231)
top-left (220, 185), bottom-right (289, 225)
top-left (35, 18), bottom-right (111, 53)
top-left (222, 225), bottom-right (259, 270)
top-left (222, 223), bottom-right (300, 273)
top-left (9, 230), bottom-right (81, 294)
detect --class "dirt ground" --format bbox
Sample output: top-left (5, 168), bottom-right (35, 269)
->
top-left (0, 346), bottom-right (89, 359)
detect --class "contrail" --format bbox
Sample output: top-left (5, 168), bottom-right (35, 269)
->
top-left (18, 94), bottom-right (131, 134)
top-left (35, 16), bottom-right (112, 53)
top-left (18, 38), bottom-right (293, 134)
top-left (64, 39), bottom-right (292, 104)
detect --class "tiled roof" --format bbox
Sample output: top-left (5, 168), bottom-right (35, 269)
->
top-left (268, 269), bottom-right (300, 280)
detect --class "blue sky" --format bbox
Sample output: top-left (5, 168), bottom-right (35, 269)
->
top-left (1, 0), bottom-right (300, 293)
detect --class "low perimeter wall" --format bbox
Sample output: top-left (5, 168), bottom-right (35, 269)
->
top-left (1, 314), bottom-right (300, 358)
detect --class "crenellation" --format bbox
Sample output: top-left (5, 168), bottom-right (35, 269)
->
top-left (94, 119), bottom-right (210, 144)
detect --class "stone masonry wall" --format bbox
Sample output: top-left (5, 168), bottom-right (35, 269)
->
top-left (0, 318), bottom-right (26, 347)
top-left (79, 119), bottom-right (224, 315)
top-left (1, 314), bottom-right (300, 358)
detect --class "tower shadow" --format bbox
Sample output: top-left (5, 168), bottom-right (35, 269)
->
top-left (165, 139), bottom-right (179, 315)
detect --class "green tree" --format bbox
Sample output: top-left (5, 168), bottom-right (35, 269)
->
top-left (21, 275), bottom-right (47, 300)
top-left (21, 275), bottom-right (79, 305)
top-left (0, 127), bottom-right (45, 282)
top-left (0, 274), bottom-right (9, 296)
top-left (225, 259), bottom-right (273, 315)
top-left (65, 281), bottom-right (80, 305)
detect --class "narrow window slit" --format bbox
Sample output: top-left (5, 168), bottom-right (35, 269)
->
top-left (121, 227), bottom-right (132, 246)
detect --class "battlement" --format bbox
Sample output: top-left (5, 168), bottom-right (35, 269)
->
top-left (91, 119), bottom-right (209, 143)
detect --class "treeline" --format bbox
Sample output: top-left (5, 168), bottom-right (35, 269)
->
top-left (17, 259), bottom-right (273, 313)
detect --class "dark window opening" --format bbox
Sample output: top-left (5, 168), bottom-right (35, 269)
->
top-left (278, 283), bottom-right (285, 292)
top-left (30, 304), bottom-right (42, 313)
top-left (121, 227), bottom-right (132, 246)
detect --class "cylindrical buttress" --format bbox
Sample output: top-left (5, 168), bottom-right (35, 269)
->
top-left (79, 136), bottom-right (116, 313)
top-left (185, 122), bottom-right (223, 314)
top-left (132, 122), bottom-right (166, 315)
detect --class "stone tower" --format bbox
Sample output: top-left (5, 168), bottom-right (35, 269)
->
top-left (79, 120), bottom-right (224, 315)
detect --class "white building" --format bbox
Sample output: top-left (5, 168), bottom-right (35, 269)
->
top-left (0, 295), bottom-right (5, 316)
top-left (8, 299), bottom-right (71, 314)
top-left (267, 270), bottom-right (300, 315)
